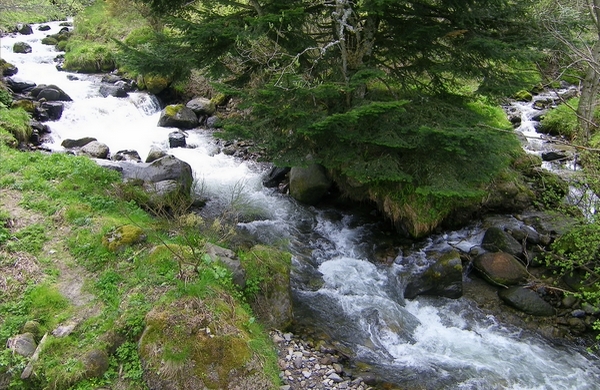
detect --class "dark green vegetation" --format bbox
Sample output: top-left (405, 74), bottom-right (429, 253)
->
top-left (0, 112), bottom-right (282, 388)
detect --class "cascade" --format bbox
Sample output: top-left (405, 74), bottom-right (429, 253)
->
top-left (3, 21), bottom-right (600, 389)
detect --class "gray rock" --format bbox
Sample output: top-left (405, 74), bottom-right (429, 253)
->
top-left (81, 141), bottom-right (110, 159)
top-left (111, 149), bottom-right (141, 162)
top-left (205, 242), bottom-right (246, 288)
top-left (99, 84), bottom-right (128, 98)
top-left (13, 42), bottom-right (32, 54)
top-left (31, 84), bottom-right (72, 101)
top-left (61, 137), bottom-right (97, 148)
top-left (145, 147), bottom-right (167, 163)
top-left (157, 105), bottom-right (198, 129)
top-left (5, 78), bottom-right (35, 93)
top-left (186, 97), bottom-right (216, 116)
top-left (289, 164), bottom-right (332, 205)
top-left (541, 151), bottom-right (567, 162)
top-left (482, 227), bottom-right (524, 259)
top-left (404, 250), bottom-right (463, 299)
top-left (38, 25), bottom-right (51, 31)
top-left (205, 115), bottom-right (219, 128)
top-left (17, 24), bottom-right (33, 35)
top-left (7, 333), bottom-right (37, 357)
top-left (168, 131), bottom-right (187, 148)
top-left (1, 61), bottom-right (18, 76)
top-left (498, 286), bottom-right (555, 316)
top-left (473, 252), bottom-right (529, 287)
top-left (40, 101), bottom-right (64, 121)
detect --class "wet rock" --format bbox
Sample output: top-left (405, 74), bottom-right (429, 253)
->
top-left (38, 25), bottom-right (51, 31)
top-left (168, 131), bottom-right (187, 148)
top-left (145, 147), bottom-right (167, 163)
top-left (473, 252), bottom-right (529, 287)
top-left (1, 59), bottom-right (18, 76)
top-left (404, 249), bottom-right (463, 299)
top-left (40, 101), bottom-right (64, 121)
top-left (112, 149), bottom-right (141, 162)
top-left (481, 227), bottom-right (524, 259)
top-left (571, 309), bottom-right (586, 318)
top-left (81, 141), bottom-right (110, 159)
top-left (263, 166), bottom-right (291, 188)
top-left (61, 137), bottom-right (97, 148)
top-left (509, 225), bottom-right (541, 245)
top-left (32, 84), bottom-right (73, 102)
top-left (157, 104), bottom-right (198, 129)
top-left (17, 24), bottom-right (33, 35)
top-left (99, 84), bottom-right (129, 98)
top-left (13, 42), bottom-right (33, 54)
top-left (289, 164), bottom-right (332, 205)
top-left (7, 333), bottom-right (37, 357)
top-left (6, 78), bottom-right (36, 93)
top-left (498, 286), bottom-right (555, 316)
top-left (541, 151), bottom-right (567, 162)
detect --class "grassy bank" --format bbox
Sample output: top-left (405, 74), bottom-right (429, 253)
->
top-left (0, 109), bottom-right (281, 388)
top-left (0, 0), bottom-right (88, 32)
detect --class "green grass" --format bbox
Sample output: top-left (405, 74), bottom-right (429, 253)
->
top-left (0, 107), bottom-right (32, 143)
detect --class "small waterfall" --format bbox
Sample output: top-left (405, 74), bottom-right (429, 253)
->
top-left (4, 21), bottom-right (600, 389)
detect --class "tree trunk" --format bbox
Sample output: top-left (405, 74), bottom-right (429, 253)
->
top-left (577, 0), bottom-right (600, 144)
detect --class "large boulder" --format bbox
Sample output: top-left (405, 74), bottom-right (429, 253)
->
top-left (186, 97), bottom-right (216, 116)
top-left (473, 252), bottom-right (529, 287)
top-left (289, 164), bottom-right (332, 205)
top-left (140, 298), bottom-right (275, 390)
top-left (13, 42), bottom-right (32, 54)
top-left (6, 333), bottom-right (37, 357)
top-left (40, 101), bottom-right (64, 121)
top-left (404, 250), bottom-right (463, 299)
top-left (30, 84), bottom-right (73, 102)
top-left (157, 105), bottom-right (198, 129)
top-left (498, 286), bottom-right (555, 316)
top-left (5, 78), bottom-right (35, 93)
top-left (81, 141), bottom-right (110, 159)
top-left (481, 227), bottom-right (524, 259)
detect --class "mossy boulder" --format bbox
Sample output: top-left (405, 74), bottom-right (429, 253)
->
top-left (102, 225), bottom-right (146, 252)
top-left (139, 297), bottom-right (275, 390)
top-left (13, 42), bottom-right (32, 54)
top-left (289, 164), bottom-right (332, 205)
top-left (82, 349), bottom-right (110, 378)
top-left (240, 245), bottom-right (293, 329)
top-left (513, 90), bottom-right (533, 102)
top-left (404, 250), bottom-right (463, 299)
top-left (481, 227), bottom-right (524, 259)
top-left (186, 97), bottom-right (216, 116)
top-left (473, 252), bottom-right (529, 287)
top-left (1, 59), bottom-right (18, 76)
top-left (41, 36), bottom-right (59, 46)
top-left (157, 105), bottom-right (198, 129)
top-left (138, 74), bottom-right (170, 95)
top-left (11, 100), bottom-right (35, 113)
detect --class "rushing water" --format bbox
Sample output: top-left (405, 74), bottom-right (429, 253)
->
top-left (3, 21), bottom-right (600, 389)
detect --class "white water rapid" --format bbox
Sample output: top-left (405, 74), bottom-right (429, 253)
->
top-left (3, 21), bottom-right (600, 389)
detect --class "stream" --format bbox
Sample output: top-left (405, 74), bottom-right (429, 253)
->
top-left (3, 21), bottom-right (600, 389)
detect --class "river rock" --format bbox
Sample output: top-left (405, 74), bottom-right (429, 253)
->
top-left (99, 84), bottom-right (129, 98)
top-left (404, 250), bottom-right (463, 299)
top-left (38, 24), bottom-right (51, 31)
top-left (263, 166), bottom-right (290, 188)
top-left (6, 78), bottom-right (36, 93)
top-left (498, 286), bottom-right (555, 316)
top-left (145, 147), bottom-right (167, 163)
top-left (473, 252), bottom-right (529, 287)
top-left (81, 141), bottom-right (110, 159)
top-left (112, 149), bottom-right (141, 162)
top-left (1, 59), bottom-right (18, 76)
top-left (17, 24), bottom-right (33, 35)
top-left (6, 333), bottom-right (37, 357)
top-left (31, 84), bottom-right (73, 102)
top-left (481, 227), bottom-right (524, 259)
top-left (40, 101), bottom-right (64, 121)
top-left (61, 137), bottom-right (97, 148)
top-left (289, 164), bottom-right (332, 205)
top-left (541, 151), bottom-right (567, 162)
top-left (186, 97), bottom-right (216, 116)
top-left (205, 115), bottom-right (219, 128)
top-left (168, 131), bottom-right (187, 148)
top-left (13, 42), bottom-right (32, 54)
top-left (157, 104), bottom-right (198, 129)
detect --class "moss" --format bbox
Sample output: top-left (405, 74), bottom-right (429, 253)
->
top-left (143, 74), bottom-right (170, 94)
top-left (513, 90), bottom-right (533, 102)
top-left (0, 107), bottom-right (32, 143)
top-left (11, 100), bottom-right (35, 113)
top-left (102, 224), bottom-right (146, 252)
top-left (41, 36), bottom-right (59, 45)
top-left (165, 104), bottom-right (185, 117)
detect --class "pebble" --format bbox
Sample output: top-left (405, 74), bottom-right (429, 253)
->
top-left (271, 330), bottom-right (373, 390)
